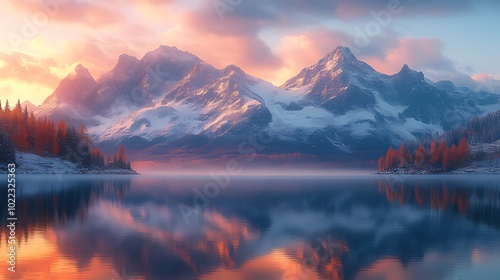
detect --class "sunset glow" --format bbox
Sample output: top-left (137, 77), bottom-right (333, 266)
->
top-left (1, 0), bottom-right (499, 105)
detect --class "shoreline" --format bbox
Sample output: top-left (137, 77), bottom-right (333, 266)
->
top-left (0, 152), bottom-right (138, 175)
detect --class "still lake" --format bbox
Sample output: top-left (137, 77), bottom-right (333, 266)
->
top-left (1, 174), bottom-right (500, 280)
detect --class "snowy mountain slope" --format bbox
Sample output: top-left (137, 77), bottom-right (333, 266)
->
top-left (35, 45), bottom-right (500, 159)
top-left (279, 47), bottom-right (499, 151)
top-left (35, 63), bottom-right (98, 125)
top-left (36, 46), bottom-right (202, 124)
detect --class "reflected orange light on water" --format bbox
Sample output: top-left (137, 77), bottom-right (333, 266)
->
top-left (0, 228), bottom-right (137, 279)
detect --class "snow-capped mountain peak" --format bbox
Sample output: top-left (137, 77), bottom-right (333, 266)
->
top-left (393, 64), bottom-right (426, 85)
top-left (72, 63), bottom-right (94, 80)
top-left (35, 45), bottom-right (500, 160)
top-left (35, 63), bottom-right (97, 124)
top-left (116, 54), bottom-right (140, 70)
top-left (223, 64), bottom-right (246, 77)
top-left (142, 45), bottom-right (201, 64)
top-left (280, 46), bottom-right (378, 91)
top-left (322, 46), bottom-right (358, 66)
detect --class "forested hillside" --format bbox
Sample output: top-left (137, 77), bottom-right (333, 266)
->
top-left (379, 110), bottom-right (500, 173)
top-left (0, 99), bottom-right (131, 171)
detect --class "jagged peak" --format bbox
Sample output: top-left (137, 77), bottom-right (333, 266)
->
top-left (395, 64), bottom-right (425, 82)
top-left (223, 64), bottom-right (245, 76)
top-left (402, 64), bottom-right (410, 70)
top-left (142, 45), bottom-right (200, 63)
top-left (322, 46), bottom-right (358, 64)
top-left (117, 54), bottom-right (140, 65)
top-left (158, 45), bottom-right (179, 51)
top-left (74, 63), bottom-right (88, 74)
top-left (70, 63), bottom-right (94, 80)
top-left (333, 46), bottom-right (356, 57)
top-left (186, 62), bottom-right (217, 78)
top-left (110, 54), bottom-right (141, 75)
top-left (435, 80), bottom-right (456, 90)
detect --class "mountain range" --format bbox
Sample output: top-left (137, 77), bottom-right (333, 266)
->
top-left (35, 45), bottom-right (500, 163)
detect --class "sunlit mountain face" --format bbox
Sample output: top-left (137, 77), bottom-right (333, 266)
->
top-left (1, 175), bottom-right (499, 279)
top-left (32, 45), bottom-right (500, 164)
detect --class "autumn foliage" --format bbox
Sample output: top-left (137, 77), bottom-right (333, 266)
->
top-left (378, 137), bottom-right (469, 172)
top-left (0, 99), bottom-right (131, 170)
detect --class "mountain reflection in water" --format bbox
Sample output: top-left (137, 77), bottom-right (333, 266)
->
top-left (0, 175), bottom-right (499, 280)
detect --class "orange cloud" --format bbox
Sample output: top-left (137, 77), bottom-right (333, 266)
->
top-left (1, 0), bottom-right (497, 105)
top-left (0, 51), bottom-right (59, 85)
top-left (0, 51), bottom-right (61, 104)
top-left (472, 73), bottom-right (500, 93)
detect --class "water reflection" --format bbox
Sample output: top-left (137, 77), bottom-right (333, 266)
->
top-left (0, 176), bottom-right (131, 279)
top-left (0, 175), bottom-right (499, 280)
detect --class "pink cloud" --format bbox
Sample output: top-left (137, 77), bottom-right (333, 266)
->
top-left (2, 0), bottom-right (498, 104)
top-left (158, 6), bottom-right (283, 82)
top-left (363, 37), bottom-right (454, 75)
top-left (8, 0), bottom-right (124, 28)
top-left (273, 29), bottom-right (351, 84)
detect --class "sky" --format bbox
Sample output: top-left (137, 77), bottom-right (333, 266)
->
top-left (0, 0), bottom-right (500, 106)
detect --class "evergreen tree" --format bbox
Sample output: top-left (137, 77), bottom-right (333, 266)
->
top-left (15, 99), bottom-right (22, 112)
top-left (0, 124), bottom-right (16, 165)
top-left (4, 100), bottom-right (10, 112)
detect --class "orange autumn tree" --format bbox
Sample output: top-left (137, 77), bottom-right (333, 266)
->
top-left (378, 156), bottom-right (386, 171)
top-left (414, 145), bottom-right (427, 168)
top-left (442, 146), bottom-right (451, 171)
top-left (398, 144), bottom-right (412, 167)
top-left (385, 146), bottom-right (398, 169)
top-left (378, 137), bottom-right (470, 172)
top-left (429, 140), bottom-right (439, 164)
top-left (108, 145), bottom-right (132, 170)
top-left (0, 99), bottom-right (106, 169)
top-left (457, 137), bottom-right (470, 162)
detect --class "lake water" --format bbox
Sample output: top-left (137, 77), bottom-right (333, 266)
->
top-left (1, 174), bottom-right (500, 280)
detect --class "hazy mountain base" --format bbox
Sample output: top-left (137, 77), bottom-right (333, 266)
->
top-left (0, 152), bottom-right (138, 175)
top-left (378, 141), bottom-right (500, 175)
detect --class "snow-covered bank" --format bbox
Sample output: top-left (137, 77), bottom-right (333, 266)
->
top-left (2, 152), bottom-right (138, 175)
top-left (451, 141), bottom-right (500, 174)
